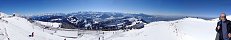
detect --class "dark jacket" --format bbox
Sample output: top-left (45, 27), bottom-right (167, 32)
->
top-left (216, 20), bottom-right (231, 40)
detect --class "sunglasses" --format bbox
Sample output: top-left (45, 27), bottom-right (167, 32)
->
top-left (220, 16), bottom-right (225, 18)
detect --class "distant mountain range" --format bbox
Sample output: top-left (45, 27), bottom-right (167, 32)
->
top-left (27, 11), bottom-right (214, 30)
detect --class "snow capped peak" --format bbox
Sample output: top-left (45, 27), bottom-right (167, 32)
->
top-left (0, 12), bottom-right (9, 17)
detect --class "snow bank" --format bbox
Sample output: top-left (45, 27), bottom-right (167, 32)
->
top-left (109, 17), bottom-right (217, 40)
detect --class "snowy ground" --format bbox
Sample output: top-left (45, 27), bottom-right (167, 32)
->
top-left (0, 12), bottom-right (221, 40)
top-left (107, 18), bottom-right (217, 40)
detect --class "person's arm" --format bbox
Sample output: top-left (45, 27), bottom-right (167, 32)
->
top-left (216, 22), bottom-right (221, 32)
top-left (228, 22), bottom-right (231, 33)
top-left (228, 21), bottom-right (231, 38)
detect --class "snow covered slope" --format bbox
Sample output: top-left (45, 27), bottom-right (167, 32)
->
top-left (0, 13), bottom-right (68, 40)
top-left (108, 17), bottom-right (217, 40)
top-left (0, 12), bottom-right (221, 40)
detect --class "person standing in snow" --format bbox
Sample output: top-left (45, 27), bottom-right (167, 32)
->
top-left (216, 13), bottom-right (231, 40)
top-left (64, 38), bottom-right (66, 40)
top-left (32, 32), bottom-right (34, 37)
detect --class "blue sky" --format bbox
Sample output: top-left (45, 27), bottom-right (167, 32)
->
top-left (0, 0), bottom-right (231, 17)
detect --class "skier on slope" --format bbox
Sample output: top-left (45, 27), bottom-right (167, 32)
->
top-left (32, 32), bottom-right (34, 37)
top-left (29, 32), bottom-right (34, 37)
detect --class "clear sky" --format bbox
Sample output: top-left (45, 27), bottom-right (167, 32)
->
top-left (0, 0), bottom-right (231, 17)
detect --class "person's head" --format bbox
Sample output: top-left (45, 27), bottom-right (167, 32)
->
top-left (219, 12), bottom-right (227, 21)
